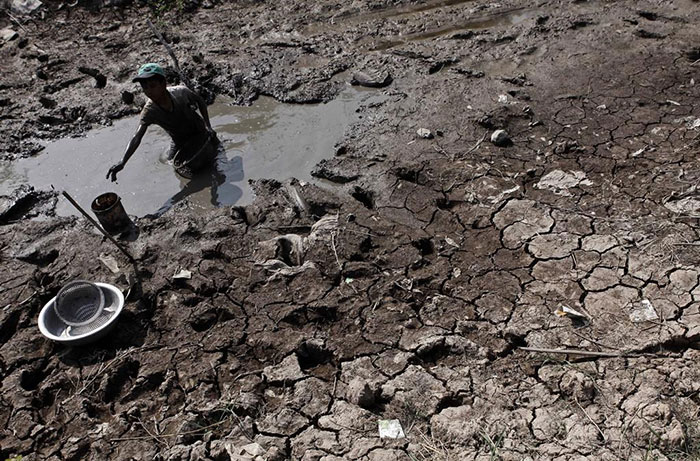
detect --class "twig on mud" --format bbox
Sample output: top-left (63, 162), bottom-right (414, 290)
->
top-left (465, 131), bottom-right (488, 154)
top-left (330, 230), bottom-right (342, 271)
top-left (574, 396), bottom-right (607, 444)
top-left (234, 369), bottom-right (264, 380)
top-left (432, 143), bottom-right (452, 160)
top-left (5, 11), bottom-right (28, 32)
top-left (420, 430), bottom-right (450, 457)
top-left (75, 349), bottom-right (129, 395)
top-left (111, 418), bottom-right (231, 443)
top-left (17, 289), bottom-right (37, 307)
top-left (137, 417), bottom-right (169, 447)
top-left (519, 347), bottom-right (635, 358)
top-left (65, 346), bottom-right (161, 399)
top-left (618, 401), bottom-right (647, 453)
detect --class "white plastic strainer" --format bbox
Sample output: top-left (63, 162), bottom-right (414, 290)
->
top-left (53, 280), bottom-right (105, 326)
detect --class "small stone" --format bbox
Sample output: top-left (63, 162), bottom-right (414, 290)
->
top-left (490, 129), bottom-right (510, 146)
top-left (36, 69), bottom-right (48, 80)
top-left (416, 128), bottom-right (433, 139)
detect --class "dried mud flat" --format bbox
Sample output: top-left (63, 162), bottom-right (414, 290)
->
top-left (2, 0), bottom-right (700, 460)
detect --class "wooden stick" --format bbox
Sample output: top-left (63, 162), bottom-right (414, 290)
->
top-left (574, 396), bottom-right (607, 443)
top-left (61, 191), bottom-right (136, 265)
top-left (146, 19), bottom-right (194, 90)
top-left (519, 347), bottom-right (635, 358)
top-left (466, 131), bottom-right (488, 154)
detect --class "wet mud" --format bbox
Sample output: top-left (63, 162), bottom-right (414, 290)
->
top-left (2, 0), bottom-right (700, 460)
top-left (1, 86), bottom-right (372, 216)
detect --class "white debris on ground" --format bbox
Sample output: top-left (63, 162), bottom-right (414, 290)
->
top-left (629, 299), bottom-right (659, 323)
top-left (173, 269), bottom-right (192, 280)
top-left (674, 116), bottom-right (700, 130)
top-left (11, 0), bottom-right (42, 14)
top-left (664, 197), bottom-right (700, 214)
top-left (378, 419), bottom-right (405, 438)
top-left (555, 305), bottom-right (589, 320)
top-left (416, 128), bottom-right (434, 139)
top-left (99, 254), bottom-right (120, 274)
top-left (535, 170), bottom-right (593, 196)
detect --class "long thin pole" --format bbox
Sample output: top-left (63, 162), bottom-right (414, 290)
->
top-left (61, 191), bottom-right (136, 265)
top-left (519, 347), bottom-right (637, 358)
top-left (146, 19), bottom-right (195, 91)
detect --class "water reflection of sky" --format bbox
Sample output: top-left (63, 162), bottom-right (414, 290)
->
top-left (0, 86), bottom-right (375, 217)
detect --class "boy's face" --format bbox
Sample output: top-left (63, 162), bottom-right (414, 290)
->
top-left (139, 77), bottom-right (167, 101)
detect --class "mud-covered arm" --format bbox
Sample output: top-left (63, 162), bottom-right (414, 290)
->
top-left (107, 123), bottom-right (148, 181)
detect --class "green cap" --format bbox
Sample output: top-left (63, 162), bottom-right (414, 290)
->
top-left (132, 63), bottom-right (166, 82)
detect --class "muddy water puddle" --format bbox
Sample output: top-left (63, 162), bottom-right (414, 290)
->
top-left (1, 86), bottom-right (374, 217)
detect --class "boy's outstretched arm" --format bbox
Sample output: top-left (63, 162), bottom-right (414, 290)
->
top-left (107, 123), bottom-right (148, 182)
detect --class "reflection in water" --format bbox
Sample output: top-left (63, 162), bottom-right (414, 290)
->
top-left (0, 86), bottom-right (375, 217)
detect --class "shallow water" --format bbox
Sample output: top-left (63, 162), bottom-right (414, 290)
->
top-left (0, 86), bottom-right (372, 217)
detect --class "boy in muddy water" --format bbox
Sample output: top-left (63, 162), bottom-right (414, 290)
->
top-left (106, 63), bottom-right (219, 181)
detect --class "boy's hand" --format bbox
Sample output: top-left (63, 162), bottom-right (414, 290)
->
top-left (107, 162), bottom-right (124, 182)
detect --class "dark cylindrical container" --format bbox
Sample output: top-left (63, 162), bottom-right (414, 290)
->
top-left (91, 192), bottom-right (131, 234)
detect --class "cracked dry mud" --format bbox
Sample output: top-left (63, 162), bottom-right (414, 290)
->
top-left (2, 0), bottom-right (700, 460)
